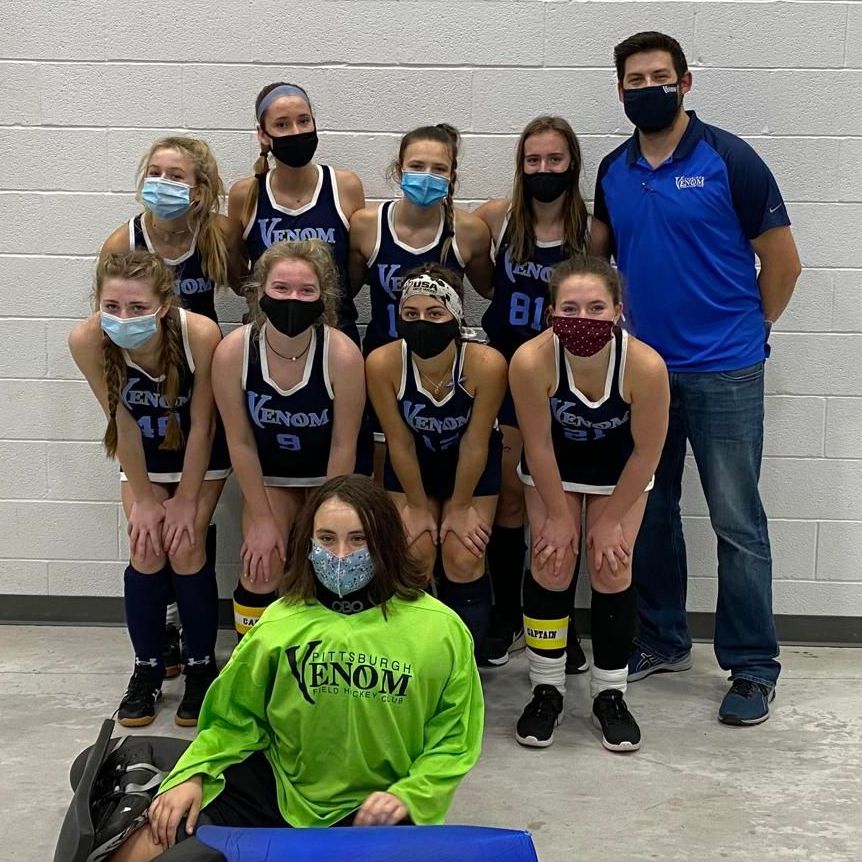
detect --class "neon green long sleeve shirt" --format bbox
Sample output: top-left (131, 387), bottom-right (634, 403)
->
top-left (159, 593), bottom-right (484, 826)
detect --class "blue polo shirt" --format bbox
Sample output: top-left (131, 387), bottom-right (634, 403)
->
top-left (593, 111), bottom-right (790, 372)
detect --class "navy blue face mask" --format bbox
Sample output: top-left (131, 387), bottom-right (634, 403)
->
top-left (622, 83), bottom-right (681, 134)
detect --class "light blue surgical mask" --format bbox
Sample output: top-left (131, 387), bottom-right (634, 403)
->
top-left (308, 541), bottom-right (374, 598)
top-left (141, 177), bottom-right (193, 220)
top-left (400, 171), bottom-right (450, 207)
top-left (100, 310), bottom-right (159, 350)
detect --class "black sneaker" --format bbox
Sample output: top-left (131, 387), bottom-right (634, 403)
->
top-left (591, 689), bottom-right (641, 752)
top-left (482, 612), bottom-right (525, 667)
top-left (175, 666), bottom-right (217, 727)
top-left (565, 617), bottom-right (589, 674)
top-left (117, 669), bottom-right (162, 728)
top-left (515, 685), bottom-right (564, 748)
top-left (162, 624), bottom-right (182, 679)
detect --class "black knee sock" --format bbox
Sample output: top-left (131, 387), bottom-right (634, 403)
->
top-left (436, 573), bottom-right (492, 656)
top-left (233, 583), bottom-right (278, 639)
top-left (124, 563), bottom-right (170, 678)
top-left (590, 586), bottom-right (636, 670)
top-left (568, 564), bottom-right (581, 637)
top-left (487, 524), bottom-right (526, 627)
top-left (522, 568), bottom-right (575, 658)
top-left (172, 559), bottom-right (219, 673)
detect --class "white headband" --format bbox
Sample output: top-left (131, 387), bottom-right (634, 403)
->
top-left (399, 273), bottom-right (463, 321)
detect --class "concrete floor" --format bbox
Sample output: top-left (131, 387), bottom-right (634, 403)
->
top-left (2, 627), bottom-right (861, 862)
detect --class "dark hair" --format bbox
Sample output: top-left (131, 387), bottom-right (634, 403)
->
top-left (614, 31), bottom-right (688, 82)
top-left (509, 115), bottom-right (588, 263)
top-left (240, 81), bottom-right (314, 228)
top-left (279, 475), bottom-right (427, 606)
top-left (388, 123), bottom-right (460, 263)
top-left (549, 256), bottom-right (623, 307)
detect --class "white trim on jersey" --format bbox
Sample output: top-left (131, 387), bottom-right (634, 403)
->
top-left (411, 342), bottom-right (462, 408)
top-left (328, 165), bottom-right (351, 231)
top-left (388, 199), bottom-right (445, 255)
top-left (450, 212), bottom-right (467, 269)
top-left (179, 308), bottom-right (195, 373)
top-left (558, 332), bottom-right (617, 409)
top-left (120, 467), bottom-right (232, 483)
top-left (265, 164), bottom-right (324, 217)
top-left (322, 325), bottom-right (334, 400)
top-left (262, 473), bottom-right (328, 488)
top-left (140, 216), bottom-right (200, 266)
top-left (241, 324), bottom-right (252, 391)
top-left (617, 329), bottom-right (631, 405)
top-left (366, 201), bottom-right (386, 267)
top-left (259, 323), bottom-right (317, 397)
top-left (396, 339), bottom-right (409, 401)
top-left (516, 462), bottom-right (654, 497)
top-left (127, 217), bottom-right (136, 250)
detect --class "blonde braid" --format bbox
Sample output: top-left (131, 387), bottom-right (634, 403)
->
top-left (158, 307), bottom-right (186, 452)
top-left (101, 336), bottom-right (126, 459)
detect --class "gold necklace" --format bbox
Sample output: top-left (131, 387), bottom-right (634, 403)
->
top-left (149, 216), bottom-right (192, 242)
top-left (265, 329), bottom-right (312, 362)
top-left (418, 367), bottom-right (453, 396)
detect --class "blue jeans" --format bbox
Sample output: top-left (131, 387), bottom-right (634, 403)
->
top-left (633, 362), bottom-right (780, 687)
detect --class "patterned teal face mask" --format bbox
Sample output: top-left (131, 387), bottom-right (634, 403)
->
top-left (308, 542), bottom-right (374, 598)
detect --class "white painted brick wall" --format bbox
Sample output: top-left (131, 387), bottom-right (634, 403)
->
top-left (2, 0), bottom-right (860, 621)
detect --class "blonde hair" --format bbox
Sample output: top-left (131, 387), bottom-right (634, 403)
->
top-left (508, 116), bottom-right (588, 264)
top-left (136, 137), bottom-right (230, 287)
top-left (95, 252), bottom-right (184, 458)
top-left (245, 239), bottom-right (340, 335)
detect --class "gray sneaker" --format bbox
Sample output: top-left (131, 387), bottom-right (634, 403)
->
top-left (628, 648), bottom-right (692, 682)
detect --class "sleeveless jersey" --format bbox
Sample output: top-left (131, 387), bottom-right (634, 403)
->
top-left (120, 309), bottom-right (230, 482)
top-left (130, 215), bottom-right (218, 323)
top-left (363, 200), bottom-right (465, 355)
top-left (519, 329), bottom-right (643, 493)
top-left (396, 340), bottom-right (473, 456)
top-left (243, 165), bottom-right (357, 333)
top-left (242, 323), bottom-right (334, 486)
top-left (481, 214), bottom-right (567, 360)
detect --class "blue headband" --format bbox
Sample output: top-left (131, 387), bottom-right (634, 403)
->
top-left (256, 85), bottom-right (311, 121)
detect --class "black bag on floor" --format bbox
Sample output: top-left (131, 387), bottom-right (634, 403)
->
top-left (54, 719), bottom-right (190, 862)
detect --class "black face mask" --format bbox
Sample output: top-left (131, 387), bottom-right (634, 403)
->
top-left (622, 83), bottom-right (682, 134)
top-left (523, 170), bottom-right (572, 203)
top-left (396, 318), bottom-right (460, 360)
top-left (259, 295), bottom-right (324, 337)
top-left (269, 129), bottom-right (319, 168)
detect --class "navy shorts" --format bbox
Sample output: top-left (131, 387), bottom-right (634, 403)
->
top-left (383, 429), bottom-right (503, 500)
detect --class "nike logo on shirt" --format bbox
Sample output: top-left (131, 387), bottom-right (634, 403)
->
top-left (769, 203), bottom-right (784, 213)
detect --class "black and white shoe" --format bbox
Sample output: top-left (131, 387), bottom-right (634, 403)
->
top-left (175, 666), bottom-right (217, 728)
top-left (565, 618), bottom-right (589, 674)
top-left (591, 689), bottom-right (641, 752)
top-left (482, 613), bottom-right (525, 667)
top-left (117, 669), bottom-right (162, 728)
top-left (515, 685), bottom-right (564, 748)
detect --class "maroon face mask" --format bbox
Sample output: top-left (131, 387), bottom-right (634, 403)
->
top-left (552, 315), bottom-right (615, 357)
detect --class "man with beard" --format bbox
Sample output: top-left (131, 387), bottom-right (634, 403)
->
top-left (589, 31), bottom-right (801, 726)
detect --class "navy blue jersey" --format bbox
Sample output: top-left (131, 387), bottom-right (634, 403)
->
top-left (520, 329), bottom-right (644, 493)
top-left (120, 309), bottom-right (230, 482)
top-left (481, 214), bottom-right (568, 360)
top-left (594, 111), bottom-right (789, 372)
top-left (243, 165), bottom-right (358, 335)
top-left (130, 216), bottom-right (218, 323)
top-left (383, 340), bottom-right (502, 499)
top-left (242, 323), bottom-right (334, 486)
top-left (363, 200), bottom-right (465, 355)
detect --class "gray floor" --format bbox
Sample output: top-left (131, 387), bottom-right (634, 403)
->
top-left (3, 627), bottom-right (861, 862)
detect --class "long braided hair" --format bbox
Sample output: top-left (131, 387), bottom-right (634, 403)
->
top-left (96, 252), bottom-right (185, 458)
top-left (388, 123), bottom-right (461, 264)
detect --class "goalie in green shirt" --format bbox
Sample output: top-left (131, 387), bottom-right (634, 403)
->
top-left (114, 474), bottom-right (485, 861)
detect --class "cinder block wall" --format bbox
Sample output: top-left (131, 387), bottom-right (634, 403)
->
top-left (1, 1), bottom-right (860, 618)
